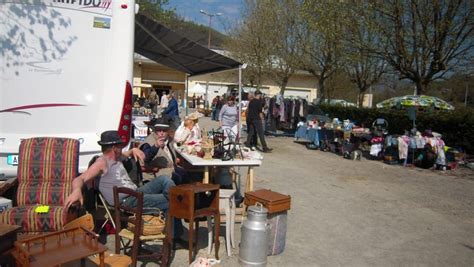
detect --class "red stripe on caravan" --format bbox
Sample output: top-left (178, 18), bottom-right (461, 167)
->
top-left (0, 103), bottom-right (84, 113)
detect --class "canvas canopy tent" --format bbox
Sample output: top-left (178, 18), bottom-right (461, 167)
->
top-left (134, 13), bottom-right (244, 137)
top-left (135, 13), bottom-right (240, 76)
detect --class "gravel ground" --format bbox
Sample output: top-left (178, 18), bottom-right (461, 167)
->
top-left (74, 113), bottom-right (474, 266)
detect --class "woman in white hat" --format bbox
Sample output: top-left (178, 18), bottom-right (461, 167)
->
top-left (174, 111), bottom-right (204, 143)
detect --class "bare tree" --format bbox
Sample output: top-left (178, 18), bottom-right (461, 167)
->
top-left (367, 0), bottom-right (474, 95)
top-left (343, 2), bottom-right (386, 107)
top-left (263, 0), bottom-right (302, 94)
top-left (224, 0), bottom-right (273, 89)
top-left (300, 0), bottom-right (346, 101)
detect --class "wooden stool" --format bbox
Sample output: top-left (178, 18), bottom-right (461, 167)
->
top-left (208, 189), bottom-right (236, 256)
top-left (168, 183), bottom-right (220, 263)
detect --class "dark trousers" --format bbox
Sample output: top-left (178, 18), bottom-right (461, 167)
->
top-left (246, 119), bottom-right (268, 149)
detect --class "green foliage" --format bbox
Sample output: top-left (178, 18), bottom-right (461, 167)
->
top-left (318, 104), bottom-right (474, 154)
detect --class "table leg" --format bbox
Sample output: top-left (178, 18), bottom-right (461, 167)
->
top-left (99, 252), bottom-right (105, 267)
top-left (214, 213), bottom-right (220, 260)
top-left (188, 217), bottom-right (194, 263)
top-left (225, 198), bottom-right (231, 256)
top-left (203, 166), bottom-right (209, 184)
top-left (245, 167), bottom-right (254, 192)
top-left (230, 195), bottom-right (236, 248)
top-left (207, 216), bottom-right (213, 254)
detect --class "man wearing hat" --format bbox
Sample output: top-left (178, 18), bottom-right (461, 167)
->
top-left (65, 130), bottom-right (175, 211)
top-left (140, 121), bottom-right (190, 185)
top-left (245, 90), bottom-right (272, 153)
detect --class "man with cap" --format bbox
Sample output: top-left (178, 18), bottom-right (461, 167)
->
top-left (140, 120), bottom-right (190, 185)
top-left (245, 90), bottom-right (272, 153)
top-left (64, 130), bottom-right (175, 212)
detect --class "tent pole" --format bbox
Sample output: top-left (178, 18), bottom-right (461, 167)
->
top-left (185, 74), bottom-right (189, 116)
top-left (238, 65), bottom-right (242, 142)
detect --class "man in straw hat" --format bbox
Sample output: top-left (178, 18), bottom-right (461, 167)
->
top-left (65, 130), bottom-right (175, 211)
top-left (245, 90), bottom-right (272, 153)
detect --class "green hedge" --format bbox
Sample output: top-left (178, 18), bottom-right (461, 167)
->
top-left (316, 104), bottom-right (474, 154)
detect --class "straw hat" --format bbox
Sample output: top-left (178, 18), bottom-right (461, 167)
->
top-left (186, 112), bottom-right (204, 120)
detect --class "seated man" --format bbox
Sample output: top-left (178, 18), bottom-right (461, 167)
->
top-left (65, 130), bottom-right (175, 212)
top-left (140, 122), bottom-right (190, 185)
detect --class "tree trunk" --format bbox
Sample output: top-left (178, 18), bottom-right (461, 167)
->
top-left (279, 77), bottom-right (289, 95)
top-left (318, 78), bottom-right (326, 101)
top-left (358, 92), bottom-right (364, 108)
top-left (413, 79), bottom-right (427, 96)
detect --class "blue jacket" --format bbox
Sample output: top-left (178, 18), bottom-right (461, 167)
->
top-left (163, 98), bottom-right (179, 117)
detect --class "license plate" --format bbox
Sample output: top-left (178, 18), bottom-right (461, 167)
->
top-left (7, 155), bottom-right (19, 166)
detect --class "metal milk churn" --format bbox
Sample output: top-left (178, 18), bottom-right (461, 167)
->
top-left (239, 204), bottom-right (270, 266)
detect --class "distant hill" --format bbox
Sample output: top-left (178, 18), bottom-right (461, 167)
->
top-left (163, 17), bottom-right (228, 49)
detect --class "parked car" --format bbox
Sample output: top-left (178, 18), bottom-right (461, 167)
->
top-left (313, 98), bottom-right (357, 107)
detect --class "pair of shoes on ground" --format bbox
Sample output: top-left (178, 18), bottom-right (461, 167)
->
top-left (244, 143), bottom-right (257, 151)
top-left (256, 147), bottom-right (273, 153)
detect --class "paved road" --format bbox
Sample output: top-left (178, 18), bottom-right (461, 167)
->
top-left (181, 115), bottom-right (474, 266)
top-left (88, 114), bottom-right (473, 267)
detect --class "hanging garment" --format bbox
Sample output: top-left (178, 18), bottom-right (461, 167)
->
top-left (299, 100), bottom-right (305, 117)
top-left (435, 138), bottom-right (446, 166)
top-left (398, 136), bottom-right (408, 160)
top-left (370, 143), bottom-right (383, 156)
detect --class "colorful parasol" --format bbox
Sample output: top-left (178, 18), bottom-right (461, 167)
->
top-left (376, 95), bottom-right (454, 110)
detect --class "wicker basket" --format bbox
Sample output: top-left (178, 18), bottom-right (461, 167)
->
top-left (127, 214), bottom-right (165, 235)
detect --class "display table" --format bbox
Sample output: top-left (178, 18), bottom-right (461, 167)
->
top-left (174, 146), bottom-right (262, 192)
top-left (12, 227), bottom-right (106, 267)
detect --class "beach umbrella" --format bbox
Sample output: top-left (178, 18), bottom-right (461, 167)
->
top-left (376, 95), bottom-right (454, 110)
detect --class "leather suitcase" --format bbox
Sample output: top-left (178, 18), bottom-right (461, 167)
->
top-left (244, 189), bottom-right (291, 214)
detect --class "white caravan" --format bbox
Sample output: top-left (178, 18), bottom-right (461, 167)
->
top-left (0, 0), bottom-right (136, 177)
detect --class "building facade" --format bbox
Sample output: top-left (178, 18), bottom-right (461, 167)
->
top-left (133, 54), bottom-right (318, 106)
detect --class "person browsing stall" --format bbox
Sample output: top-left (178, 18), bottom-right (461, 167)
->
top-left (219, 95), bottom-right (239, 139)
top-left (162, 90), bottom-right (180, 129)
top-left (64, 130), bottom-right (175, 211)
top-left (246, 90), bottom-right (272, 153)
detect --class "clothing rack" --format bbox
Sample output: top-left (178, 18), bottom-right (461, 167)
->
top-left (264, 95), bottom-right (308, 133)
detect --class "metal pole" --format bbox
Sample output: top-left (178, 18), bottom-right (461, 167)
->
top-left (238, 65), bottom-right (242, 142)
top-left (208, 16), bottom-right (212, 49)
top-left (185, 74), bottom-right (189, 116)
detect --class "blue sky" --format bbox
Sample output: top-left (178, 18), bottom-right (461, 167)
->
top-left (166, 0), bottom-right (244, 33)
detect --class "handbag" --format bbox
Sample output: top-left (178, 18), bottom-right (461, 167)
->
top-left (127, 212), bottom-right (166, 235)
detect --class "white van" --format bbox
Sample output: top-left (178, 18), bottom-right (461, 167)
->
top-left (0, 0), bottom-right (136, 177)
